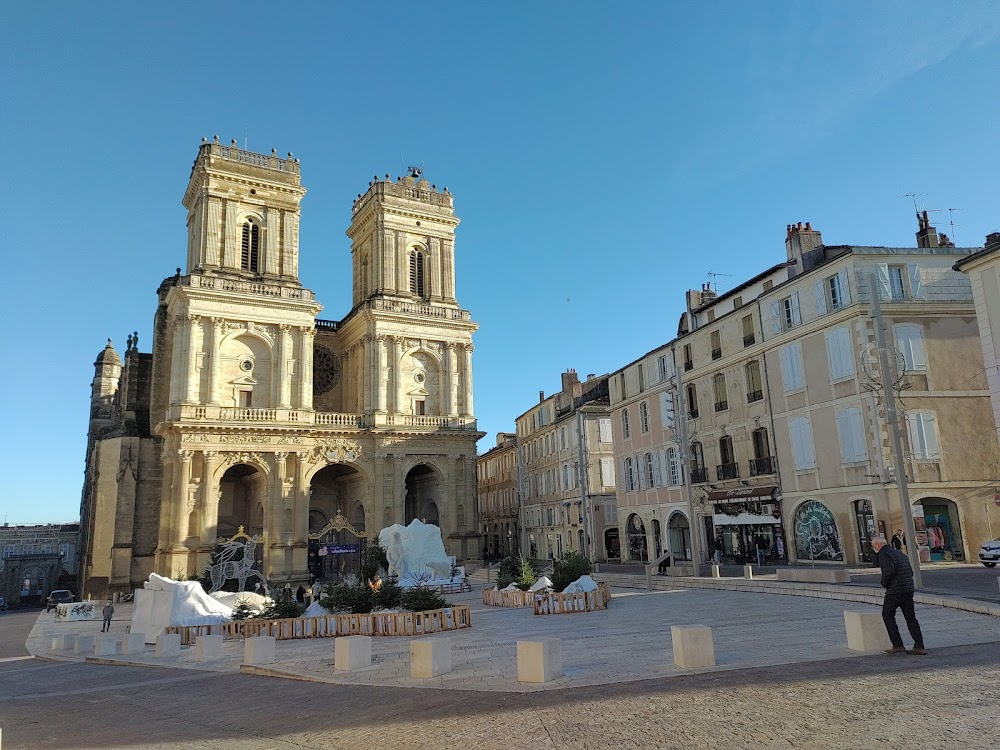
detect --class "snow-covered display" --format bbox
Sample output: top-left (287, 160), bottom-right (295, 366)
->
top-left (130, 573), bottom-right (235, 643)
top-left (528, 576), bottom-right (553, 592)
top-left (562, 575), bottom-right (599, 593)
top-left (377, 519), bottom-right (455, 588)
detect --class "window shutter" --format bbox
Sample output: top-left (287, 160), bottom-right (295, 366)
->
top-left (876, 264), bottom-right (891, 299)
top-left (790, 291), bottom-right (802, 326)
top-left (910, 328), bottom-right (927, 370)
top-left (837, 409), bottom-right (853, 463)
top-left (908, 264), bottom-right (923, 299)
top-left (923, 413), bottom-right (939, 458)
top-left (837, 269), bottom-right (851, 305)
top-left (814, 281), bottom-right (828, 315)
top-left (636, 454), bottom-right (646, 489)
top-left (780, 346), bottom-right (793, 391)
top-left (652, 451), bottom-right (663, 486)
top-left (906, 413), bottom-right (924, 458)
top-left (770, 301), bottom-right (781, 334)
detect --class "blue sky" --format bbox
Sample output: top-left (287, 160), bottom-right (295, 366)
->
top-left (1, 1), bottom-right (997, 523)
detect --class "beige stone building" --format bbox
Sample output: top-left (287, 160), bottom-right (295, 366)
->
top-left (80, 140), bottom-right (482, 599)
top-left (608, 217), bottom-right (999, 568)
top-left (476, 432), bottom-right (520, 558)
top-left (516, 371), bottom-right (618, 562)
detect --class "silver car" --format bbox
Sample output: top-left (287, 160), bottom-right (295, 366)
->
top-left (980, 538), bottom-right (1000, 568)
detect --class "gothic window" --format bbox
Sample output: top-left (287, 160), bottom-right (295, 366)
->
top-left (241, 220), bottom-right (261, 272)
top-left (409, 248), bottom-right (426, 298)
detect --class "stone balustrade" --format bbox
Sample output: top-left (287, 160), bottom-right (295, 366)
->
top-left (173, 406), bottom-right (477, 431)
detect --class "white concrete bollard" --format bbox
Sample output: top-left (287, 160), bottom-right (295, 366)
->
top-left (123, 632), bottom-right (146, 655)
top-left (844, 611), bottom-right (892, 652)
top-left (96, 636), bottom-right (121, 656)
top-left (410, 638), bottom-right (452, 678)
top-left (243, 636), bottom-right (276, 666)
top-left (711, 564), bottom-right (721, 579)
top-left (74, 635), bottom-right (96, 655)
top-left (195, 634), bottom-right (225, 662)
top-left (671, 625), bottom-right (716, 668)
top-left (517, 639), bottom-right (562, 683)
top-left (743, 564), bottom-right (754, 580)
top-left (335, 635), bottom-right (372, 672)
top-left (155, 633), bottom-right (181, 658)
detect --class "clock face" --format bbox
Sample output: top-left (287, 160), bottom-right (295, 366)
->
top-left (313, 345), bottom-right (341, 395)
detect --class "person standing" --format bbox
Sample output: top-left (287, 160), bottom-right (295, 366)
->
top-left (754, 535), bottom-right (768, 567)
top-left (891, 530), bottom-right (905, 551)
top-left (295, 585), bottom-right (306, 604)
top-left (870, 535), bottom-right (926, 655)
top-left (101, 601), bottom-right (114, 632)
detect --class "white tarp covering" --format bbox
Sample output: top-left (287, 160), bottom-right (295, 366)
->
top-left (130, 574), bottom-right (235, 643)
top-left (528, 576), bottom-right (553, 592)
top-left (562, 575), bottom-right (598, 593)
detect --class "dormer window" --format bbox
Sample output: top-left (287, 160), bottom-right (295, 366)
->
top-left (241, 221), bottom-right (260, 272)
top-left (409, 248), bottom-right (426, 297)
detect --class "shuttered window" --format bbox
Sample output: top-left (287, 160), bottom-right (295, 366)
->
top-left (906, 411), bottom-right (940, 459)
top-left (780, 342), bottom-right (805, 392)
top-left (836, 407), bottom-right (868, 463)
top-left (826, 327), bottom-right (856, 380)
top-left (893, 324), bottom-right (927, 371)
top-left (789, 416), bottom-right (816, 469)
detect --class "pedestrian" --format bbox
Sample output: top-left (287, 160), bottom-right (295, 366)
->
top-left (102, 600), bottom-right (114, 632)
top-left (296, 585), bottom-right (306, 604)
top-left (891, 530), bottom-right (904, 551)
top-left (312, 579), bottom-right (322, 602)
top-left (754, 535), bottom-right (768, 567)
top-left (869, 535), bottom-right (926, 655)
top-left (714, 535), bottom-right (723, 565)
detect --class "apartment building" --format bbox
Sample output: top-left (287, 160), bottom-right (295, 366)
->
top-left (516, 370), bottom-right (618, 562)
top-left (609, 217), bottom-right (998, 567)
top-left (476, 432), bottom-right (520, 558)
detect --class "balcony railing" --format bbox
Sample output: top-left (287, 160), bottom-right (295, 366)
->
top-left (743, 334), bottom-right (756, 347)
top-left (175, 406), bottom-right (476, 431)
top-left (717, 462), bottom-right (740, 480)
top-left (690, 467), bottom-right (709, 484)
top-left (684, 360), bottom-right (693, 372)
top-left (714, 400), bottom-right (728, 412)
top-left (711, 348), bottom-right (722, 360)
top-left (749, 455), bottom-right (777, 476)
top-left (747, 390), bottom-right (763, 403)
top-left (688, 409), bottom-right (699, 419)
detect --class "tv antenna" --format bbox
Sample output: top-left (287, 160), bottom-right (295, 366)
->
top-left (947, 208), bottom-right (963, 244)
top-left (706, 270), bottom-right (732, 290)
top-left (903, 192), bottom-right (922, 216)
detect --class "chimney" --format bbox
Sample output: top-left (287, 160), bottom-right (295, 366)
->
top-left (785, 221), bottom-right (823, 276)
top-left (984, 232), bottom-right (1000, 253)
top-left (539, 390), bottom-right (545, 403)
top-left (561, 369), bottom-right (580, 392)
top-left (916, 210), bottom-right (939, 248)
top-left (700, 282), bottom-right (717, 305)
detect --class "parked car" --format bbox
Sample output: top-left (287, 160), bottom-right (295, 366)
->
top-left (980, 538), bottom-right (1000, 568)
top-left (46, 590), bottom-right (74, 612)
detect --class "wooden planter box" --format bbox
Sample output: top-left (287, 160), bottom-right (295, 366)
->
top-left (482, 588), bottom-right (536, 607)
top-left (164, 604), bottom-right (472, 645)
top-left (532, 583), bottom-right (611, 615)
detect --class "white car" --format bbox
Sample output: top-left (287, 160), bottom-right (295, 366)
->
top-left (980, 538), bottom-right (1000, 568)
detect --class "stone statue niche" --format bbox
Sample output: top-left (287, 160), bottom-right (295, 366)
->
top-left (377, 519), bottom-right (454, 588)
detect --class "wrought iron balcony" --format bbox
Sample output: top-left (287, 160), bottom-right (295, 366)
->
top-left (747, 390), bottom-right (763, 403)
top-left (711, 348), bottom-right (722, 360)
top-left (716, 462), bottom-right (740, 480)
top-left (684, 360), bottom-right (693, 372)
top-left (688, 408), bottom-right (699, 419)
top-left (743, 333), bottom-right (756, 347)
top-left (714, 400), bottom-right (728, 412)
top-left (690, 467), bottom-right (709, 484)
top-left (749, 455), bottom-right (777, 476)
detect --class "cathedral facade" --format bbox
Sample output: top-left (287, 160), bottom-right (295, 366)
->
top-left (79, 139), bottom-right (482, 599)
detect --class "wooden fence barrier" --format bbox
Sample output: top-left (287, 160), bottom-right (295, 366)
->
top-left (482, 588), bottom-right (536, 607)
top-left (164, 605), bottom-right (472, 645)
top-left (532, 583), bottom-right (612, 615)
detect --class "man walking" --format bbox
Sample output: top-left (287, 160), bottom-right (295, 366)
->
top-left (870, 535), bottom-right (926, 655)
top-left (101, 600), bottom-right (114, 632)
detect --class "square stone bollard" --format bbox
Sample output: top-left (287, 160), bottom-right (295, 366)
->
top-left (517, 639), bottom-right (562, 683)
top-left (124, 632), bottom-right (146, 655)
top-left (96, 636), bottom-right (121, 656)
top-left (155, 633), bottom-right (181, 658)
top-left (244, 636), bottom-right (276, 666)
top-left (410, 638), bottom-right (452, 678)
top-left (743, 564), bottom-right (754, 580)
top-left (52, 633), bottom-right (77, 651)
top-left (844, 611), bottom-right (892, 652)
top-left (74, 635), bottom-right (96, 655)
top-left (335, 636), bottom-right (372, 672)
top-left (196, 634), bottom-right (225, 662)
top-left (671, 625), bottom-right (715, 669)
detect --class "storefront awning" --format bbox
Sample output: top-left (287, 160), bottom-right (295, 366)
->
top-left (706, 486), bottom-right (777, 502)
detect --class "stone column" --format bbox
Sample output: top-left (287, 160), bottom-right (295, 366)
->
top-left (263, 452), bottom-right (285, 581)
top-left (298, 326), bottom-right (314, 410)
top-left (208, 318), bottom-right (223, 405)
top-left (361, 335), bottom-right (373, 413)
top-left (173, 451), bottom-right (194, 549)
top-left (294, 452), bottom-right (311, 543)
top-left (200, 451), bottom-right (220, 549)
top-left (277, 324), bottom-right (291, 408)
top-left (461, 344), bottom-right (474, 416)
top-left (169, 315), bottom-right (185, 406)
top-left (185, 315), bottom-right (202, 403)
top-left (444, 343), bottom-right (457, 416)
top-left (387, 336), bottom-right (401, 413)
top-left (375, 335), bottom-right (387, 413)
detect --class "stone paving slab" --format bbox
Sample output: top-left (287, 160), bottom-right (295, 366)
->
top-left (30, 583), bottom-right (1000, 693)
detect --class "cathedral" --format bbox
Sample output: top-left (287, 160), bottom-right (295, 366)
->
top-left (79, 138), bottom-right (483, 600)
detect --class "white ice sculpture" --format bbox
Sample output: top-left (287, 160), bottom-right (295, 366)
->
top-left (377, 519), bottom-right (453, 588)
top-left (562, 575), bottom-right (599, 593)
top-left (528, 576), bottom-right (553, 592)
top-left (130, 573), bottom-right (236, 643)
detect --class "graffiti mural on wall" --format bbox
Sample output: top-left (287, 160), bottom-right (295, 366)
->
top-left (793, 500), bottom-right (844, 561)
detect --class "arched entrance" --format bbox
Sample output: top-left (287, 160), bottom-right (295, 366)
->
top-left (309, 464), bottom-right (367, 581)
top-left (404, 463), bottom-right (443, 525)
top-left (668, 511), bottom-right (691, 561)
top-left (914, 497), bottom-right (964, 561)
top-left (604, 528), bottom-right (620, 560)
top-left (217, 464), bottom-right (266, 567)
top-left (793, 500), bottom-right (844, 562)
top-left (853, 499), bottom-right (876, 563)
top-left (627, 514), bottom-right (648, 562)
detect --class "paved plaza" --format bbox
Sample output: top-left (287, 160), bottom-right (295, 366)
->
top-left (26, 580), bottom-right (1000, 692)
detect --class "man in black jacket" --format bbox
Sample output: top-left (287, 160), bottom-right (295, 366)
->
top-left (870, 534), bottom-right (926, 655)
